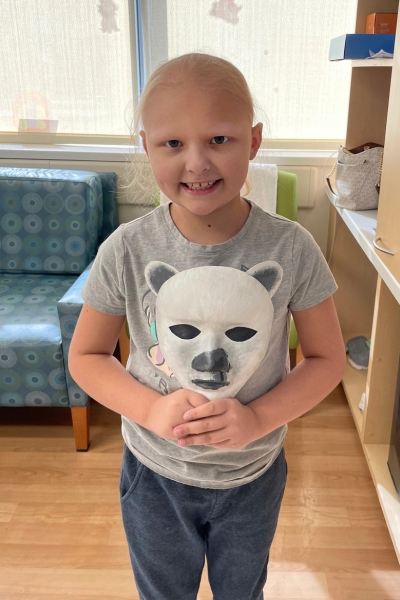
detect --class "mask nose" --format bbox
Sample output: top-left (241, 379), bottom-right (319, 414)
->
top-left (192, 349), bottom-right (231, 373)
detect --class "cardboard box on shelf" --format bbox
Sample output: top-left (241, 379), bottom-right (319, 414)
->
top-left (329, 34), bottom-right (395, 61)
top-left (366, 13), bottom-right (397, 35)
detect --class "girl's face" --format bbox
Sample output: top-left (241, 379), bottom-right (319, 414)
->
top-left (140, 83), bottom-right (262, 217)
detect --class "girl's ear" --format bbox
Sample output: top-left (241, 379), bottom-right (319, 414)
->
top-left (140, 130), bottom-right (148, 155)
top-left (249, 122), bottom-right (263, 160)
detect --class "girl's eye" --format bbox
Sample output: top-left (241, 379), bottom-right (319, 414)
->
top-left (165, 140), bottom-right (182, 148)
top-left (211, 136), bottom-right (228, 145)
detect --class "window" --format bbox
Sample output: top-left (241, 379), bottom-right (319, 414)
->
top-left (1, 0), bottom-right (136, 143)
top-left (1, 0), bottom-right (357, 147)
top-left (141, 0), bottom-right (358, 145)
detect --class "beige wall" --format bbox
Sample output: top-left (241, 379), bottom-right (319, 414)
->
top-left (0, 157), bottom-right (333, 257)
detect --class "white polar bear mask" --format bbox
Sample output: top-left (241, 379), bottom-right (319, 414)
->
top-left (145, 261), bottom-right (283, 401)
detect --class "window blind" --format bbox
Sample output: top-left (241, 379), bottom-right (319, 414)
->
top-left (141, 0), bottom-right (358, 142)
top-left (0, 0), bottom-right (135, 139)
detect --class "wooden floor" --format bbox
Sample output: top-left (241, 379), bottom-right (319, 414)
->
top-left (1, 385), bottom-right (400, 599)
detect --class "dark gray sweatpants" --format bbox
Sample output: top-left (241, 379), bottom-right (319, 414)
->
top-left (120, 444), bottom-right (287, 600)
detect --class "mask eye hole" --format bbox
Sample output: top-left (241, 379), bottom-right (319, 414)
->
top-left (170, 324), bottom-right (201, 340)
top-left (225, 327), bottom-right (257, 342)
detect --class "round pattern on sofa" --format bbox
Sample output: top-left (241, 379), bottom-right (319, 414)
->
top-left (44, 256), bottom-right (66, 271)
top-left (43, 180), bottom-right (64, 193)
top-left (68, 385), bottom-right (86, 405)
top-left (8, 315), bottom-right (30, 325)
top-left (60, 314), bottom-right (77, 337)
top-left (22, 180), bottom-right (42, 192)
top-left (0, 369), bottom-right (22, 391)
top-left (23, 214), bottom-right (43, 234)
top-left (25, 391), bottom-right (51, 406)
top-left (17, 305), bottom-right (36, 317)
top-left (23, 235), bottom-right (44, 255)
top-left (44, 215), bottom-right (64, 235)
top-left (1, 213), bottom-right (22, 234)
top-left (49, 368), bottom-right (66, 390)
top-left (66, 216), bottom-right (85, 236)
top-left (23, 257), bottom-right (43, 271)
top-left (66, 181), bottom-right (86, 193)
top-left (65, 236), bottom-right (85, 257)
top-left (44, 194), bottom-right (64, 214)
top-left (23, 294), bottom-right (46, 305)
top-left (22, 193), bottom-right (44, 213)
top-left (0, 349), bottom-right (17, 368)
top-left (1, 392), bottom-right (24, 406)
top-left (46, 237), bottom-right (63, 254)
top-left (1, 293), bottom-right (24, 305)
top-left (0, 273), bottom-right (76, 406)
top-left (0, 192), bottom-right (21, 211)
top-left (3, 257), bottom-right (23, 270)
top-left (19, 347), bottom-right (46, 368)
top-left (31, 285), bottom-right (55, 295)
top-left (52, 390), bottom-right (69, 405)
top-left (65, 257), bottom-right (85, 273)
top-left (66, 194), bottom-right (85, 214)
top-left (0, 174), bottom-right (99, 274)
top-left (3, 234), bottom-right (23, 254)
top-left (24, 371), bottom-right (46, 390)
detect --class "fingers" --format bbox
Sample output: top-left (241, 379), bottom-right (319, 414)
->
top-left (187, 391), bottom-right (210, 408)
top-left (177, 428), bottom-right (229, 447)
top-left (174, 414), bottom-right (226, 439)
top-left (184, 397), bottom-right (230, 421)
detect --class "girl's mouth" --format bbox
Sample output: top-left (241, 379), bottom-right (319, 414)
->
top-left (181, 179), bottom-right (221, 194)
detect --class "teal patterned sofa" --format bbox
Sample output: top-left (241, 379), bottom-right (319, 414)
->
top-left (0, 168), bottom-right (118, 450)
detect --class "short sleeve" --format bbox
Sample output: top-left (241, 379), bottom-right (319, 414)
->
top-left (289, 223), bottom-right (338, 312)
top-left (81, 225), bottom-right (127, 315)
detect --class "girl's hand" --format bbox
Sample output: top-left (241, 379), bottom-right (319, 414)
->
top-left (144, 389), bottom-right (209, 440)
top-left (172, 398), bottom-right (262, 450)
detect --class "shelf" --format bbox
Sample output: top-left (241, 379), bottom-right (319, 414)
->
top-left (364, 444), bottom-right (400, 563)
top-left (342, 355), bottom-right (367, 436)
top-left (326, 182), bottom-right (400, 304)
top-left (352, 59), bottom-right (394, 67)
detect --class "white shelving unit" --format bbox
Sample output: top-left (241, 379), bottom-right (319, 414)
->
top-left (328, 191), bottom-right (400, 561)
top-left (326, 187), bottom-right (400, 304)
top-left (327, 0), bottom-right (400, 563)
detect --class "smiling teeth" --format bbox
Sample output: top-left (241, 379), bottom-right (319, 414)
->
top-left (186, 180), bottom-right (216, 190)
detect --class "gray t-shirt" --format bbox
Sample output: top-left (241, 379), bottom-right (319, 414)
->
top-left (82, 200), bottom-right (337, 489)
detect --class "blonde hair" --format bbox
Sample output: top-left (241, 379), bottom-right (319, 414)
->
top-left (122, 52), bottom-right (266, 205)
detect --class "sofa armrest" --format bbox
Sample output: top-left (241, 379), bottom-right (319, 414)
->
top-left (57, 261), bottom-right (93, 407)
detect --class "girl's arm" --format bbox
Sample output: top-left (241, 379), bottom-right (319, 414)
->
top-left (69, 303), bottom-right (162, 425)
top-left (248, 295), bottom-right (346, 433)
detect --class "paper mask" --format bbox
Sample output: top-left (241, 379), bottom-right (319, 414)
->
top-left (145, 261), bottom-right (283, 401)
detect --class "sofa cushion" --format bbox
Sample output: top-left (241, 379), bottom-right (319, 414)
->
top-left (0, 273), bottom-right (76, 406)
top-left (0, 168), bottom-right (102, 274)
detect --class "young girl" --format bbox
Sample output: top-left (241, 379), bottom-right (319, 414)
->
top-left (69, 53), bottom-right (345, 600)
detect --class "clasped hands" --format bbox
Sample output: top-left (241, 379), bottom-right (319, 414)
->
top-left (145, 389), bottom-right (262, 450)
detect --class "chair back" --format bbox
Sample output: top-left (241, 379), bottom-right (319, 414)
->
top-left (276, 170), bottom-right (298, 221)
top-left (0, 168), bottom-right (103, 275)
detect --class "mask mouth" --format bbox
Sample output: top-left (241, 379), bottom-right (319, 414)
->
top-left (192, 371), bottom-right (229, 389)
top-left (192, 380), bottom-right (229, 390)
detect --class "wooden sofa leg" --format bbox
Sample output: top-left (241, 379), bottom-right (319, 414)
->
top-left (71, 403), bottom-right (90, 451)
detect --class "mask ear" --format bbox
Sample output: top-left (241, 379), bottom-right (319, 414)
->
top-left (247, 261), bottom-right (283, 298)
top-left (145, 261), bottom-right (179, 296)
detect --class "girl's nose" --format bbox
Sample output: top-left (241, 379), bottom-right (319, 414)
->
top-left (185, 145), bottom-right (210, 174)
